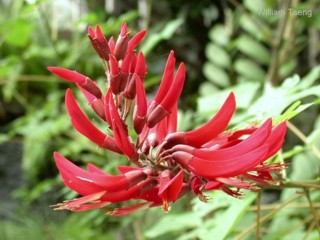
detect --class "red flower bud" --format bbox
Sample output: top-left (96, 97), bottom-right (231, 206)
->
top-left (87, 25), bottom-right (110, 61)
top-left (48, 67), bottom-right (102, 98)
top-left (133, 74), bottom-right (147, 134)
top-left (114, 23), bottom-right (130, 60)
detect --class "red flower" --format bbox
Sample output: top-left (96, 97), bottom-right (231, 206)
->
top-left (48, 23), bottom-right (287, 215)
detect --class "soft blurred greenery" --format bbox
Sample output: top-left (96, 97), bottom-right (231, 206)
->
top-left (1, 0), bottom-right (320, 239)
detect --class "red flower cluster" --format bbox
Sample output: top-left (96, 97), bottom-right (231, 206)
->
top-left (48, 23), bottom-right (287, 216)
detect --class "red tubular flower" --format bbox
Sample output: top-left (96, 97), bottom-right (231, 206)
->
top-left (172, 144), bottom-right (269, 179)
top-left (127, 29), bottom-right (147, 53)
top-left (65, 89), bottom-right (121, 153)
top-left (146, 51), bottom-right (176, 118)
top-left (50, 22), bottom-right (287, 216)
top-left (163, 92), bottom-right (236, 148)
top-left (48, 67), bottom-right (102, 99)
top-left (147, 62), bottom-right (186, 128)
top-left (108, 95), bottom-right (139, 162)
top-left (54, 152), bottom-right (148, 194)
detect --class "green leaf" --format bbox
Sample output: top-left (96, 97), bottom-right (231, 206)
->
top-left (279, 59), bottom-right (297, 78)
top-left (236, 35), bottom-right (271, 64)
top-left (3, 19), bottom-right (33, 47)
top-left (295, 65), bottom-right (320, 90)
top-left (197, 82), bottom-right (260, 115)
top-left (274, 101), bottom-right (315, 124)
top-left (205, 43), bottom-right (231, 69)
top-left (244, 0), bottom-right (266, 13)
top-left (141, 18), bottom-right (184, 55)
top-left (199, 192), bottom-right (256, 240)
top-left (234, 58), bottom-right (266, 81)
top-left (203, 62), bottom-right (230, 87)
top-left (239, 15), bottom-right (265, 40)
top-left (290, 152), bottom-right (320, 181)
top-left (208, 24), bottom-right (230, 46)
top-left (145, 212), bottom-right (202, 238)
top-left (199, 82), bottom-right (219, 96)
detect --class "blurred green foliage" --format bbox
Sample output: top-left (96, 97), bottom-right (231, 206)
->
top-left (1, 0), bottom-right (320, 239)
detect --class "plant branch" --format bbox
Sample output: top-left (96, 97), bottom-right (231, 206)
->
top-left (249, 202), bottom-right (320, 211)
top-left (266, 0), bottom-right (291, 86)
top-left (287, 121), bottom-right (320, 161)
top-left (234, 193), bottom-right (305, 239)
top-left (304, 188), bottom-right (320, 237)
top-left (256, 191), bottom-right (262, 240)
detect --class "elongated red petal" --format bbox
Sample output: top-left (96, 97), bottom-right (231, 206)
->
top-left (134, 74), bottom-right (147, 133)
top-left (113, 118), bottom-right (138, 161)
top-left (265, 121), bottom-right (287, 159)
top-left (153, 51), bottom-right (176, 104)
top-left (193, 119), bottom-right (272, 160)
top-left (48, 67), bottom-right (102, 98)
top-left (165, 92), bottom-right (236, 148)
top-left (167, 103), bottom-right (178, 134)
top-left (108, 36), bottom-right (115, 53)
top-left (164, 170), bottom-right (184, 202)
top-left (48, 67), bottom-right (86, 84)
top-left (104, 89), bottom-right (113, 127)
top-left (108, 93), bottom-right (128, 133)
top-left (87, 163), bottom-right (111, 175)
top-left (147, 51), bottom-right (176, 118)
top-left (54, 152), bottom-right (133, 192)
top-left (95, 25), bottom-right (105, 41)
top-left (159, 62), bottom-right (185, 111)
top-left (135, 52), bottom-right (147, 81)
top-left (188, 145), bottom-right (269, 179)
top-left (128, 29), bottom-right (147, 53)
top-left (65, 89), bottom-right (121, 153)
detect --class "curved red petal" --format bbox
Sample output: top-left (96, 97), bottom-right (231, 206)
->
top-left (184, 92), bottom-right (236, 147)
top-left (193, 118), bottom-right (272, 160)
top-left (188, 145), bottom-right (269, 179)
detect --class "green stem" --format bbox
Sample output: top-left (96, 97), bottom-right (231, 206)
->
top-left (304, 188), bottom-right (320, 237)
top-left (235, 193), bottom-right (305, 240)
top-left (256, 191), bottom-right (262, 240)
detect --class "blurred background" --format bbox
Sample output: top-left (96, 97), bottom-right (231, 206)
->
top-left (0, 0), bottom-right (320, 239)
